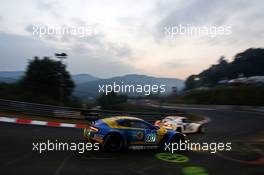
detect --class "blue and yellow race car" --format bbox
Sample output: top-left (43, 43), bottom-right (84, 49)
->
top-left (84, 116), bottom-right (185, 152)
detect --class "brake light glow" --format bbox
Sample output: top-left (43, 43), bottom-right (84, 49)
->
top-left (89, 126), bottom-right (99, 132)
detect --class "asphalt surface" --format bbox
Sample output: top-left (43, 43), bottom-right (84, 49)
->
top-left (0, 107), bottom-right (264, 175)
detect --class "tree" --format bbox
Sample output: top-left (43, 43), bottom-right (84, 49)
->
top-left (20, 57), bottom-right (75, 104)
top-left (185, 75), bottom-right (199, 90)
top-left (197, 56), bottom-right (229, 86)
top-left (185, 48), bottom-right (264, 89)
top-left (218, 56), bottom-right (228, 65)
top-left (229, 48), bottom-right (264, 78)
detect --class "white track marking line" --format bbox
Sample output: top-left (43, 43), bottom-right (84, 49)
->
top-left (0, 117), bottom-right (16, 123)
top-left (60, 123), bottom-right (75, 128)
top-left (0, 116), bottom-right (85, 128)
top-left (31, 120), bottom-right (47, 125)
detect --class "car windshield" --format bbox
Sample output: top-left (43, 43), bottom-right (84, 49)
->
top-left (163, 118), bottom-right (173, 122)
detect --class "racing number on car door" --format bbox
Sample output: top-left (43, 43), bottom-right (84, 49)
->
top-left (145, 130), bottom-right (157, 143)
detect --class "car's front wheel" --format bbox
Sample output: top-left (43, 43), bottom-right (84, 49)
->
top-left (176, 127), bottom-right (182, 132)
top-left (103, 133), bottom-right (124, 152)
top-left (198, 125), bottom-right (205, 133)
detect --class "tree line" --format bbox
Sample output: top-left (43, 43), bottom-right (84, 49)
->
top-left (185, 48), bottom-right (264, 90)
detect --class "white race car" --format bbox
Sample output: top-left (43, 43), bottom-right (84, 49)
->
top-left (154, 116), bottom-right (205, 134)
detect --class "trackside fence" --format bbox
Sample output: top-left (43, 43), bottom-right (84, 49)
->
top-left (0, 99), bottom-right (185, 122)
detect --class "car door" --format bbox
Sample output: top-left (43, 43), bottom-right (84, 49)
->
top-left (181, 119), bottom-right (194, 133)
top-left (125, 120), bottom-right (158, 145)
top-left (117, 119), bottom-right (145, 145)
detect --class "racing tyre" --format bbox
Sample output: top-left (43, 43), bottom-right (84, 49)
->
top-left (104, 133), bottom-right (124, 152)
top-left (176, 127), bottom-right (182, 132)
top-left (198, 125), bottom-right (205, 133)
top-left (171, 133), bottom-right (185, 144)
top-left (171, 133), bottom-right (186, 152)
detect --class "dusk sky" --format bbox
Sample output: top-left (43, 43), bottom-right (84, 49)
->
top-left (0, 0), bottom-right (263, 79)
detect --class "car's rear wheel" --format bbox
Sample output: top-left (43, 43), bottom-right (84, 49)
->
top-left (171, 133), bottom-right (185, 144)
top-left (171, 133), bottom-right (186, 152)
top-left (104, 133), bottom-right (124, 152)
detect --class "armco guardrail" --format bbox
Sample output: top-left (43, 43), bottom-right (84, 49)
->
top-left (148, 102), bottom-right (264, 113)
top-left (0, 99), bottom-right (85, 119)
top-left (0, 99), bottom-right (185, 122)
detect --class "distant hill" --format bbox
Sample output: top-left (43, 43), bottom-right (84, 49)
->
top-left (0, 71), bottom-right (98, 84)
top-left (74, 74), bottom-right (184, 99)
top-left (0, 71), bottom-right (184, 99)
top-left (72, 74), bottom-right (99, 84)
top-left (0, 71), bottom-right (24, 83)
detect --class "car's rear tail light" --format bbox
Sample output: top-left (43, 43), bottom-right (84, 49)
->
top-left (89, 126), bottom-right (99, 132)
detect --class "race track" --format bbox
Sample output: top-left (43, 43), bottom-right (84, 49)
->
top-left (0, 108), bottom-right (264, 175)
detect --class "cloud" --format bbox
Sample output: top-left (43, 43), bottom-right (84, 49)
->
top-left (0, 32), bottom-right (55, 71)
top-left (165, 61), bottom-right (187, 69)
top-left (24, 21), bottom-right (133, 62)
top-left (157, 0), bottom-right (250, 26)
top-left (154, 0), bottom-right (264, 44)
top-left (1, 0), bottom-right (264, 79)
top-left (108, 43), bottom-right (132, 58)
top-left (35, 1), bottom-right (64, 18)
top-left (0, 31), bottom-right (136, 77)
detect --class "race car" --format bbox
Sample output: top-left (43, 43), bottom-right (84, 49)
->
top-left (84, 116), bottom-right (185, 152)
top-left (154, 116), bottom-right (205, 134)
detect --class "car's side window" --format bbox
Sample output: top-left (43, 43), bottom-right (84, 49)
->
top-left (118, 119), bottom-right (153, 129)
top-left (117, 119), bottom-right (130, 127)
top-left (129, 121), bottom-right (151, 129)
